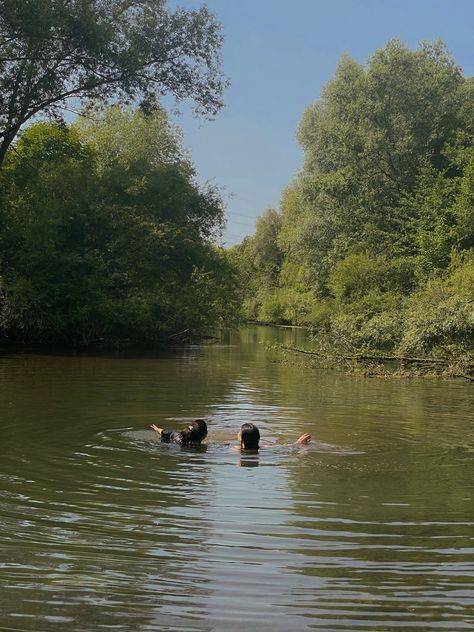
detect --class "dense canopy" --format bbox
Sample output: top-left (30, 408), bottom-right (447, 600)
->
top-left (0, 0), bottom-right (237, 345)
top-left (0, 106), bottom-right (237, 344)
top-left (232, 40), bottom-right (474, 362)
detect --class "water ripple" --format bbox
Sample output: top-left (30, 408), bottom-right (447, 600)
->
top-left (1, 337), bottom-right (474, 630)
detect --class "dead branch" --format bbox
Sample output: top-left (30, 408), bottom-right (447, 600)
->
top-left (279, 345), bottom-right (456, 366)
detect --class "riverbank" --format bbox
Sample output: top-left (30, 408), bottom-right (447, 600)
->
top-left (270, 340), bottom-right (474, 381)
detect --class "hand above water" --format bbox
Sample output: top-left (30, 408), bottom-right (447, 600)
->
top-left (150, 424), bottom-right (163, 435)
top-left (295, 432), bottom-right (311, 444)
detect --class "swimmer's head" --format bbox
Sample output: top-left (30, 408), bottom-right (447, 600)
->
top-left (188, 419), bottom-right (208, 443)
top-left (238, 423), bottom-right (260, 450)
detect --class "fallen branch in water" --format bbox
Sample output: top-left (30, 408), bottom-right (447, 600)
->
top-left (275, 345), bottom-right (474, 380)
top-left (279, 345), bottom-right (455, 366)
top-left (168, 328), bottom-right (191, 339)
top-left (456, 373), bottom-right (474, 382)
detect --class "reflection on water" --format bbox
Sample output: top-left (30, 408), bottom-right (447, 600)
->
top-left (1, 326), bottom-right (474, 631)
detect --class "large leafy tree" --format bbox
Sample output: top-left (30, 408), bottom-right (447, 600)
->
top-left (0, 0), bottom-right (227, 166)
top-left (282, 39), bottom-right (465, 295)
top-left (234, 39), bottom-right (474, 361)
top-left (228, 209), bottom-right (282, 318)
top-left (0, 107), bottom-right (236, 343)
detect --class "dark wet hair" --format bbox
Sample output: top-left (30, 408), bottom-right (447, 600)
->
top-left (240, 423), bottom-right (260, 450)
top-left (189, 419), bottom-right (208, 443)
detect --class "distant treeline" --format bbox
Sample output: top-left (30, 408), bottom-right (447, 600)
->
top-left (230, 40), bottom-right (474, 365)
top-left (0, 107), bottom-right (238, 344)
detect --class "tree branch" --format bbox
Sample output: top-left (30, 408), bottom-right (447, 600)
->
top-left (280, 345), bottom-right (453, 365)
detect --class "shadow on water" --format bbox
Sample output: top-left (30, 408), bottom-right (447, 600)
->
top-left (1, 326), bottom-right (474, 630)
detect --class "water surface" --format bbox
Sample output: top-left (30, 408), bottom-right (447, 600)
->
top-left (1, 326), bottom-right (474, 630)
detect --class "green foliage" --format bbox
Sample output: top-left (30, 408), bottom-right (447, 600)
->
top-left (259, 292), bottom-right (284, 324)
top-left (0, 108), bottom-right (237, 344)
top-left (399, 256), bottom-right (474, 356)
top-left (233, 39), bottom-right (474, 362)
top-left (287, 39), bottom-right (465, 289)
top-left (328, 253), bottom-right (414, 304)
top-left (452, 146), bottom-right (474, 250)
top-left (0, 0), bottom-right (227, 165)
top-left (251, 209), bottom-right (283, 280)
top-left (75, 106), bottom-right (224, 240)
top-left (317, 309), bottom-right (405, 354)
top-left (229, 208), bottom-right (283, 321)
top-left (257, 287), bottom-right (314, 325)
top-left (402, 164), bottom-right (460, 276)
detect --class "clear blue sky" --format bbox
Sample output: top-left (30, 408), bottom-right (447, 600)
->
top-left (169, 0), bottom-right (474, 245)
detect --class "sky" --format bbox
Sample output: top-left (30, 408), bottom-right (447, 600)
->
top-left (168, 0), bottom-right (474, 246)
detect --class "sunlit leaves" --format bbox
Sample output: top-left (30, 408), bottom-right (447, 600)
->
top-left (0, 0), bottom-right (228, 165)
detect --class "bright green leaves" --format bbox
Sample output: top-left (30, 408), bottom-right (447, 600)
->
top-left (0, 107), bottom-right (236, 344)
top-left (234, 39), bottom-right (474, 360)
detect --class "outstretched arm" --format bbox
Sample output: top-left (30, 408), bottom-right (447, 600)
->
top-left (295, 432), bottom-right (311, 445)
top-left (150, 424), bottom-right (163, 436)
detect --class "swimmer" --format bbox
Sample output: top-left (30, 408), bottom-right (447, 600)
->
top-left (237, 422), bottom-right (311, 451)
top-left (150, 419), bottom-right (208, 446)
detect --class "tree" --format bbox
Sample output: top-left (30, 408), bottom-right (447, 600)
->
top-left (0, 122), bottom-right (102, 341)
top-left (0, 0), bottom-right (227, 166)
top-left (275, 39), bottom-right (465, 297)
top-left (250, 208), bottom-right (283, 283)
top-left (0, 107), bottom-right (236, 343)
top-left (75, 104), bottom-right (224, 240)
top-left (233, 39), bottom-right (474, 363)
top-left (227, 208), bottom-right (283, 321)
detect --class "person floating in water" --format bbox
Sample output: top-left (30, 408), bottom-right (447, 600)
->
top-left (237, 422), bottom-right (311, 451)
top-left (150, 419), bottom-right (208, 445)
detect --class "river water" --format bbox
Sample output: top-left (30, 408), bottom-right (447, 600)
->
top-left (1, 326), bottom-right (474, 631)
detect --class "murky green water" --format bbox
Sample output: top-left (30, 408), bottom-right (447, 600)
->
top-left (1, 326), bottom-right (474, 631)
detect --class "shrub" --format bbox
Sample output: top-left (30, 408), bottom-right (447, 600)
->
top-left (328, 253), bottom-right (415, 305)
top-left (399, 256), bottom-right (474, 356)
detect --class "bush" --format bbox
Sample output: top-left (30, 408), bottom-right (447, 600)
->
top-left (328, 253), bottom-right (415, 305)
top-left (259, 292), bottom-right (285, 324)
top-left (398, 256), bottom-right (474, 356)
top-left (308, 300), bottom-right (335, 330)
top-left (358, 310), bottom-right (406, 352)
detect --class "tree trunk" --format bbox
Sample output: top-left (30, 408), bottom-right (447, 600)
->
top-left (0, 131), bottom-right (17, 168)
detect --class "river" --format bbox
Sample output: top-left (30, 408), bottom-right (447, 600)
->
top-left (1, 326), bottom-right (473, 631)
